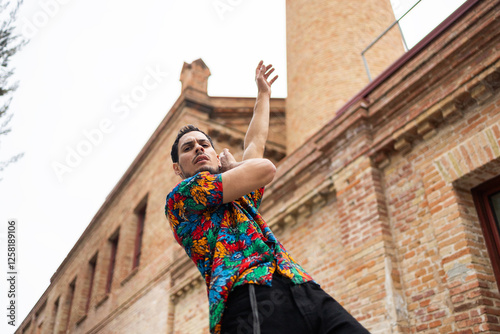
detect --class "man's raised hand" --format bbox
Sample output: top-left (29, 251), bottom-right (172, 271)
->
top-left (219, 148), bottom-right (237, 173)
top-left (255, 60), bottom-right (278, 96)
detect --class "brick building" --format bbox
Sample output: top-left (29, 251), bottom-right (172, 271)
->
top-left (17, 0), bottom-right (500, 333)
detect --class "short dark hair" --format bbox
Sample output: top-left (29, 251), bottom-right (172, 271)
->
top-left (170, 125), bottom-right (214, 163)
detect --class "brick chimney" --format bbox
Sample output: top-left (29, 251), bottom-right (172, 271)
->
top-left (286, 0), bottom-right (404, 153)
top-left (180, 58), bottom-right (211, 94)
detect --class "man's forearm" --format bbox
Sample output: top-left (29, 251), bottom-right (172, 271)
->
top-left (221, 158), bottom-right (276, 203)
top-left (243, 91), bottom-right (271, 160)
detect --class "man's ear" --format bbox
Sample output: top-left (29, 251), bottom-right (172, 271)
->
top-left (173, 163), bottom-right (183, 178)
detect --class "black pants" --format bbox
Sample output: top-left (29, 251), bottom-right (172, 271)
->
top-left (221, 273), bottom-right (370, 334)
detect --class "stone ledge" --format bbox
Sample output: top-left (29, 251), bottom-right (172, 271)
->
top-left (95, 293), bottom-right (109, 309)
top-left (76, 313), bottom-right (87, 326)
top-left (120, 267), bottom-right (139, 287)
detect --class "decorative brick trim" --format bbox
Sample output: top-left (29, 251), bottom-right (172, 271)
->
top-left (169, 263), bottom-right (204, 304)
top-left (267, 176), bottom-right (336, 229)
top-left (169, 276), bottom-right (204, 304)
top-left (370, 65), bottom-right (500, 168)
top-left (434, 122), bottom-right (500, 183)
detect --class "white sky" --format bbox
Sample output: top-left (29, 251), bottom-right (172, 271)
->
top-left (0, 0), bottom-right (466, 332)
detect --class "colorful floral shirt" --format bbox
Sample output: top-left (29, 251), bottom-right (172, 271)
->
top-left (165, 171), bottom-right (313, 334)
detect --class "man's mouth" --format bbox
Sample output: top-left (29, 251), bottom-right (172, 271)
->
top-left (194, 155), bottom-right (209, 164)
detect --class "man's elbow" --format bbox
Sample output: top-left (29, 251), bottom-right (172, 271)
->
top-left (262, 159), bottom-right (277, 185)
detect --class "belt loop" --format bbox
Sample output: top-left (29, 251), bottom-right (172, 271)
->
top-left (249, 285), bottom-right (261, 334)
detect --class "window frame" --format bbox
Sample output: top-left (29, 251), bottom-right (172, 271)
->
top-left (133, 202), bottom-right (147, 269)
top-left (106, 231), bottom-right (120, 294)
top-left (65, 278), bottom-right (76, 332)
top-left (85, 254), bottom-right (97, 313)
top-left (472, 174), bottom-right (500, 291)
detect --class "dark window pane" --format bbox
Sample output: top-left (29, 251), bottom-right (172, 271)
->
top-left (489, 191), bottom-right (500, 231)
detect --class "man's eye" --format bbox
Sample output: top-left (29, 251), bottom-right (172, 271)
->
top-left (183, 147), bottom-right (191, 152)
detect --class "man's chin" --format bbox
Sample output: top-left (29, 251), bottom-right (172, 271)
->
top-left (194, 166), bottom-right (220, 176)
top-left (179, 164), bottom-right (221, 179)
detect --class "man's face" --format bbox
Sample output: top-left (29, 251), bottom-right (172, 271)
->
top-left (173, 131), bottom-right (220, 179)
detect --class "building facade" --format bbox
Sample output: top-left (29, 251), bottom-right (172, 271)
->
top-left (17, 0), bottom-right (500, 333)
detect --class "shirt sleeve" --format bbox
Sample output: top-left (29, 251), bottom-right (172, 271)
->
top-left (245, 187), bottom-right (265, 210)
top-left (165, 171), bottom-right (224, 259)
top-left (169, 171), bottom-right (224, 216)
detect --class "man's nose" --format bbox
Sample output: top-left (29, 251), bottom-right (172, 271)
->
top-left (195, 144), bottom-right (205, 153)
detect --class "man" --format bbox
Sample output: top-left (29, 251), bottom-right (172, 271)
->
top-left (165, 61), bottom-right (369, 334)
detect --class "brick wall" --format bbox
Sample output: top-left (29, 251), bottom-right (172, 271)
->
top-left (95, 279), bottom-right (170, 333)
top-left (172, 284), bottom-right (208, 334)
top-left (262, 1), bottom-right (500, 333)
